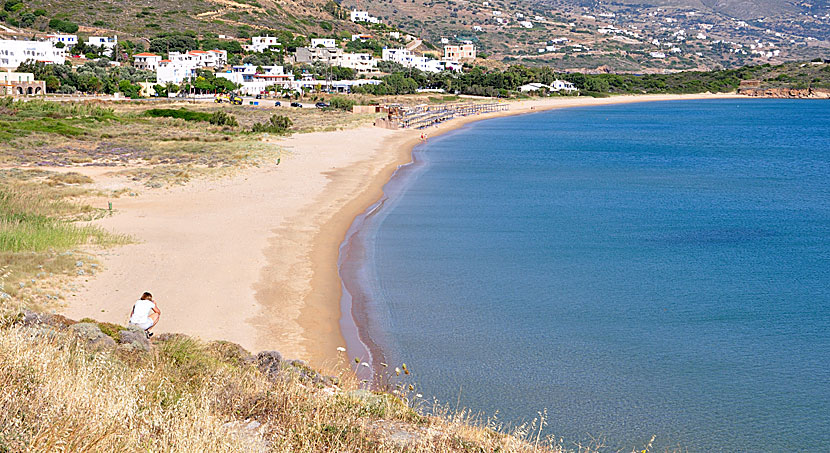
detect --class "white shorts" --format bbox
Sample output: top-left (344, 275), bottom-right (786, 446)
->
top-left (130, 320), bottom-right (154, 330)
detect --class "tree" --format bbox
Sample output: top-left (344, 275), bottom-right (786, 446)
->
top-left (48, 18), bottom-right (79, 33)
top-left (118, 79), bottom-right (141, 98)
top-left (44, 75), bottom-right (60, 92)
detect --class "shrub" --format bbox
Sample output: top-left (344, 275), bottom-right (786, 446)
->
top-left (328, 96), bottom-right (355, 111)
top-left (145, 108), bottom-right (211, 122)
top-left (48, 18), bottom-right (78, 33)
top-left (209, 111), bottom-right (238, 127)
top-left (251, 114), bottom-right (292, 134)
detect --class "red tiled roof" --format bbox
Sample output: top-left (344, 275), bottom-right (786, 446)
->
top-left (188, 50), bottom-right (208, 54)
top-left (134, 52), bottom-right (160, 57)
top-left (160, 59), bottom-right (171, 62)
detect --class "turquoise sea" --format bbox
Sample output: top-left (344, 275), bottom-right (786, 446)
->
top-left (339, 99), bottom-right (830, 451)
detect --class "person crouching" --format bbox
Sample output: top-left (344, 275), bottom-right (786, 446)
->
top-left (129, 292), bottom-right (161, 338)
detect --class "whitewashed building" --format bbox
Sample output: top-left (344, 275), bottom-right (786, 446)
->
top-left (350, 11), bottom-right (380, 24)
top-left (245, 36), bottom-right (281, 53)
top-left (0, 39), bottom-right (65, 69)
top-left (382, 48), bottom-right (461, 73)
top-left (216, 64), bottom-right (293, 95)
top-left (156, 49), bottom-right (228, 84)
top-left (338, 52), bottom-right (377, 73)
top-left (88, 36), bottom-right (118, 50)
top-left (46, 34), bottom-right (77, 48)
top-left (311, 38), bottom-right (336, 48)
top-left (133, 52), bottom-right (162, 71)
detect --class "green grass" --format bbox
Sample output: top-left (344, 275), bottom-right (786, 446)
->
top-left (0, 187), bottom-right (125, 253)
top-left (145, 107), bottom-right (214, 122)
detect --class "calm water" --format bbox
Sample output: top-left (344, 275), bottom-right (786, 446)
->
top-left (346, 100), bottom-right (830, 451)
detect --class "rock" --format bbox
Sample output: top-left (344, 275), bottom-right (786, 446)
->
top-left (20, 309), bottom-right (76, 329)
top-left (118, 326), bottom-right (151, 352)
top-left (69, 322), bottom-right (116, 351)
top-left (256, 351), bottom-right (283, 379)
top-left (245, 420), bottom-right (261, 431)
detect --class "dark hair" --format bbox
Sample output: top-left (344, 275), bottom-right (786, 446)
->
top-left (141, 292), bottom-right (153, 300)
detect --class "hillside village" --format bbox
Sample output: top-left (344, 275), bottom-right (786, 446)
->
top-left (0, 0), bottom-right (827, 99)
top-left (1, 7), bottom-right (500, 98)
top-left (346, 0), bottom-right (830, 72)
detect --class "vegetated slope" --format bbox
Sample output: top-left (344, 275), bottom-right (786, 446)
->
top-left (0, 309), bottom-right (566, 452)
top-left (23, 0), bottom-right (361, 40)
top-left (350, 0), bottom-right (828, 72)
top-left (574, 0), bottom-right (803, 20)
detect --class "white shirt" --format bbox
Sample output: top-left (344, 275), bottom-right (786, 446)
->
top-left (129, 299), bottom-right (156, 324)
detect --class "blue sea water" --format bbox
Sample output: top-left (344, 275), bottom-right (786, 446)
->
top-left (347, 100), bottom-right (830, 451)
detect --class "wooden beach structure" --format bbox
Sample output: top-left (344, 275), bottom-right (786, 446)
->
top-left (374, 102), bottom-right (508, 129)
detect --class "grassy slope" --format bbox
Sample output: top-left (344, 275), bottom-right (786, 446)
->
top-left (0, 312), bottom-right (569, 452)
top-left (27, 0), bottom-right (361, 40)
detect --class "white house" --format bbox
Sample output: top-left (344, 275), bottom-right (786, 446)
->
top-left (519, 81), bottom-right (576, 93)
top-left (519, 21), bottom-right (533, 29)
top-left (87, 36), bottom-right (117, 50)
top-left (216, 64), bottom-right (293, 95)
top-left (444, 44), bottom-right (476, 60)
top-left (133, 52), bottom-right (162, 71)
top-left (338, 52), bottom-right (377, 73)
top-left (551, 80), bottom-right (577, 92)
top-left (155, 49), bottom-right (228, 84)
top-left (311, 38), bottom-right (336, 48)
top-left (382, 47), bottom-right (460, 73)
top-left (245, 36), bottom-right (281, 53)
top-left (156, 59), bottom-right (196, 85)
top-left (0, 39), bottom-right (65, 69)
top-left (46, 34), bottom-right (77, 48)
top-left (350, 10), bottom-right (380, 24)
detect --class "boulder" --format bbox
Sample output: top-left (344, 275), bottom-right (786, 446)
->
top-left (119, 326), bottom-right (151, 352)
top-left (256, 351), bottom-right (284, 379)
top-left (20, 309), bottom-right (76, 329)
top-left (69, 322), bottom-right (116, 351)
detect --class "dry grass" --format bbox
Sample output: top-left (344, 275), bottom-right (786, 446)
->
top-left (0, 319), bottom-right (576, 453)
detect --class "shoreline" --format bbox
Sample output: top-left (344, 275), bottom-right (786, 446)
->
top-left (58, 93), bottom-right (745, 370)
top-left (335, 93), bottom-right (749, 376)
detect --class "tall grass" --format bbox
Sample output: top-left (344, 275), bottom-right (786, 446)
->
top-left (0, 324), bottom-right (568, 452)
top-left (0, 97), bottom-right (115, 120)
top-left (0, 186), bottom-right (126, 253)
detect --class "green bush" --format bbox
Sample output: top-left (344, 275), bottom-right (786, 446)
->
top-left (3, 0), bottom-right (22, 12)
top-left (251, 114), bottom-right (292, 134)
top-left (48, 18), bottom-right (79, 33)
top-left (145, 108), bottom-right (212, 122)
top-left (208, 111), bottom-right (238, 127)
top-left (328, 96), bottom-right (355, 111)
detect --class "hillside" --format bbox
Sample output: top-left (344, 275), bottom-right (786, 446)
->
top-left (4, 0), bottom-right (364, 43)
top-left (345, 0), bottom-right (829, 72)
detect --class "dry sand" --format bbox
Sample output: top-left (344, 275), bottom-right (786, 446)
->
top-left (61, 93), bottom-right (744, 367)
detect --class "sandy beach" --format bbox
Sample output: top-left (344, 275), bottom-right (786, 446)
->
top-left (61, 93), bottom-right (743, 367)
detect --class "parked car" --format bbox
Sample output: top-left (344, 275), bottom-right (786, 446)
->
top-left (315, 102), bottom-right (329, 109)
top-left (229, 94), bottom-right (243, 105)
top-left (274, 101), bottom-right (281, 106)
top-left (255, 94), bottom-right (263, 99)
top-left (290, 102), bottom-right (302, 107)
